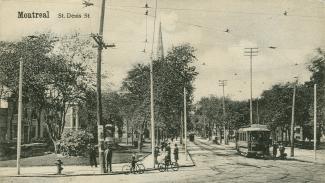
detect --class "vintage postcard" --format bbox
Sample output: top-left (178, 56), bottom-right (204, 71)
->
top-left (0, 0), bottom-right (324, 182)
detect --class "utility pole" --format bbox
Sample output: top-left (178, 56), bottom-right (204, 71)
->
top-left (184, 87), bottom-right (188, 160)
top-left (256, 97), bottom-right (260, 124)
top-left (290, 77), bottom-right (298, 157)
top-left (219, 80), bottom-right (227, 145)
top-left (150, 0), bottom-right (158, 168)
top-left (244, 48), bottom-right (258, 125)
top-left (314, 84), bottom-right (317, 162)
top-left (17, 58), bottom-right (23, 175)
top-left (17, 35), bottom-right (37, 175)
top-left (91, 0), bottom-right (115, 174)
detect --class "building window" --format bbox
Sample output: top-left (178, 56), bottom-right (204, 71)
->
top-left (0, 127), bottom-right (6, 141)
top-left (295, 128), bottom-right (300, 134)
top-left (31, 126), bottom-right (36, 138)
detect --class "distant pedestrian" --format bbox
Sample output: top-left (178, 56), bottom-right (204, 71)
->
top-left (131, 153), bottom-right (137, 173)
top-left (173, 144), bottom-right (179, 163)
top-left (272, 142), bottom-right (278, 158)
top-left (279, 143), bottom-right (287, 160)
top-left (104, 144), bottom-right (113, 172)
top-left (88, 143), bottom-right (97, 167)
top-left (166, 142), bottom-right (171, 157)
top-left (154, 146), bottom-right (160, 165)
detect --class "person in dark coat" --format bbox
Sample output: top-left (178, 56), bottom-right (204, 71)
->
top-left (173, 144), bottom-right (179, 163)
top-left (131, 153), bottom-right (136, 173)
top-left (104, 145), bottom-right (113, 172)
top-left (166, 142), bottom-right (171, 158)
top-left (272, 142), bottom-right (278, 158)
top-left (88, 143), bottom-right (97, 167)
top-left (154, 146), bottom-right (160, 165)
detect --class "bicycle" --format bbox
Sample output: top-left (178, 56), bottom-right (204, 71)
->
top-left (122, 161), bottom-right (145, 174)
top-left (158, 161), bottom-right (179, 172)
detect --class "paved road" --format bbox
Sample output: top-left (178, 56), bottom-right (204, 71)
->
top-left (1, 138), bottom-right (325, 183)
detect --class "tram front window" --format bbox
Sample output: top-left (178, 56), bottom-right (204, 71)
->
top-left (250, 132), bottom-right (266, 151)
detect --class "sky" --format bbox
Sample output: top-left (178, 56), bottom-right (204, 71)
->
top-left (0, 0), bottom-right (325, 103)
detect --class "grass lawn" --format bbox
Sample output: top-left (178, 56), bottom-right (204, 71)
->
top-left (0, 141), bottom-right (151, 167)
top-left (0, 151), bottom-right (149, 167)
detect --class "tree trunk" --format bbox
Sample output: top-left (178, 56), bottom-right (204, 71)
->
top-left (288, 128), bottom-right (291, 145)
top-left (37, 110), bottom-right (42, 138)
top-left (157, 127), bottom-right (160, 145)
top-left (126, 120), bottom-right (129, 145)
top-left (219, 128), bottom-right (223, 144)
top-left (138, 132), bottom-right (142, 152)
top-left (131, 128), bottom-right (134, 146)
top-left (180, 111), bottom-right (183, 144)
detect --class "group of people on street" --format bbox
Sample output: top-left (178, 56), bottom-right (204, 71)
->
top-left (88, 140), bottom-right (180, 172)
top-left (87, 143), bottom-right (113, 173)
top-left (154, 140), bottom-right (179, 167)
top-left (272, 142), bottom-right (287, 159)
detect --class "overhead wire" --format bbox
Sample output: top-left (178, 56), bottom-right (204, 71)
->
top-left (150, 0), bottom-right (158, 59)
top-left (4, 0), bottom-right (325, 20)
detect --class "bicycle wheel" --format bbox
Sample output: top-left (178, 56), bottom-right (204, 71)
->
top-left (158, 163), bottom-right (165, 172)
top-left (171, 162), bottom-right (179, 171)
top-left (122, 164), bottom-right (131, 174)
top-left (137, 163), bottom-right (145, 174)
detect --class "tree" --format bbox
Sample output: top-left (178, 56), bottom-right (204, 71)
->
top-left (307, 48), bottom-right (325, 137)
top-left (0, 33), bottom-right (94, 152)
top-left (120, 43), bottom-right (198, 149)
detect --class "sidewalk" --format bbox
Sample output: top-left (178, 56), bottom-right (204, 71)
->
top-left (0, 140), bottom-right (194, 177)
top-left (287, 147), bottom-right (325, 164)
top-left (141, 139), bottom-right (195, 168)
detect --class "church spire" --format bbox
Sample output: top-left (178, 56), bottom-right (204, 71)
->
top-left (156, 22), bottom-right (164, 59)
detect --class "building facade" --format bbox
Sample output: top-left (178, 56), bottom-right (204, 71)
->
top-left (0, 101), bottom-right (80, 144)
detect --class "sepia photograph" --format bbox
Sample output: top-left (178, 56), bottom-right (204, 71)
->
top-left (0, 0), bottom-right (325, 182)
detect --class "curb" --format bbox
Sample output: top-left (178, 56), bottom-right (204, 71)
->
top-left (187, 143), bottom-right (196, 166)
top-left (286, 158), bottom-right (325, 165)
top-left (2, 164), bottom-right (196, 178)
top-left (2, 155), bottom-right (196, 178)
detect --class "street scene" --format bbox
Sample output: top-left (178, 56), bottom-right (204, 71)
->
top-left (0, 0), bottom-right (325, 182)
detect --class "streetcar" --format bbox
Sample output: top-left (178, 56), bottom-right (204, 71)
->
top-left (235, 124), bottom-right (271, 158)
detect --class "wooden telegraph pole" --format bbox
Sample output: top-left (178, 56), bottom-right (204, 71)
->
top-left (314, 84), bottom-right (317, 162)
top-left (17, 58), bottom-right (23, 175)
top-left (91, 0), bottom-right (115, 173)
top-left (219, 80), bottom-right (227, 145)
top-left (290, 77), bottom-right (298, 157)
top-left (184, 87), bottom-right (188, 160)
